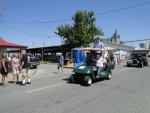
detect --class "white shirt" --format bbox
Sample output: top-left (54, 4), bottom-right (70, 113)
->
top-left (96, 57), bottom-right (106, 67)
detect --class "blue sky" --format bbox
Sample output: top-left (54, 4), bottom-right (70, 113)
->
top-left (0, 0), bottom-right (150, 47)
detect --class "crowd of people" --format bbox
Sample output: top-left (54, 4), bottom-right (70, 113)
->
top-left (0, 49), bottom-right (31, 87)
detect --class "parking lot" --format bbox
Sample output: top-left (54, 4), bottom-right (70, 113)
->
top-left (0, 63), bottom-right (150, 113)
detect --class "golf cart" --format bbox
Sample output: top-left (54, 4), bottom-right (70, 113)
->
top-left (68, 48), bottom-right (112, 86)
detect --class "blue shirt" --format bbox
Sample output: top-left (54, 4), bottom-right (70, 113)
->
top-left (93, 42), bottom-right (104, 48)
top-left (93, 42), bottom-right (104, 54)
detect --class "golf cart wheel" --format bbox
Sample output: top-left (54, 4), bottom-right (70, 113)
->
top-left (107, 74), bottom-right (111, 80)
top-left (84, 76), bottom-right (92, 86)
top-left (68, 75), bottom-right (75, 83)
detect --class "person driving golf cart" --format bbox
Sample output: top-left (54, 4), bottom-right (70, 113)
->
top-left (85, 52), bottom-right (92, 66)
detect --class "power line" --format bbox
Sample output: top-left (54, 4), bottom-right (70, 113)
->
top-left (4, 25), bottom-right (59, 38)
top-left (123, 39), bottom-right (150, 43)
top-left (1, 19), bottom-right (71, 24)
top-left (1, 1), bottom-right (150, 24)
top-left (96, 1), bottom-right (150, 16)
top-left (3, 6), bottom-right (148, 38)
top-left (1, 1), bottom-right (150, 38)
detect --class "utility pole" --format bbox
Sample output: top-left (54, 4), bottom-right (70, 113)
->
top-left (41, 41), bottom-right (45, 61)
top-left (61, 36), bottom-right (63, 53)
top-left (0, 0), bottom-right (5, 19)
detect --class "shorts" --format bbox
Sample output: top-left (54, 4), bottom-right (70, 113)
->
top-left (21, 68), bottom-right (30, 77)
top-left (13, 69), bottom-right (20, 75)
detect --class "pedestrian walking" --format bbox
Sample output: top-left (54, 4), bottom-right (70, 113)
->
top-left (20, 50), bottom-right (31, 85)
top-left (0, 53), bottom-right (9, 86)
top-left (57, 53), bottom-right (64, 73)
top-left (12, 53), bottom-right (20, 84)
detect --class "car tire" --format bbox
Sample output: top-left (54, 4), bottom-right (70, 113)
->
top-left (30, 66), bottom-right (37, 69)
top-left (140, 62), bottom-right (143, 68)
top-left (127, 64), bottom-right (130, 67)
top-left (145, 61), bottom-right (148, 66)
top-left (84, 76), bottom-right (92, 86)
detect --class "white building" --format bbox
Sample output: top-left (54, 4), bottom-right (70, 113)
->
top-left (140, 41), bottom-right (150, 49)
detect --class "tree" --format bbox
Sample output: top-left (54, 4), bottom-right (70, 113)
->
top-left (55, 10), bottom-right (104, 48)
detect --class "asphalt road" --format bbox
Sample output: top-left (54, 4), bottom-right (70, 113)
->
top-left (0, 64), bottom-right (150, 113)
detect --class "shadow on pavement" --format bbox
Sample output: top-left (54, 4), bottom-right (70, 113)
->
top-left (8, 81), bottom-right (22, 85)
top-left (0, 83), bottom-right (3, 86)
top-left (62, 77), bottom-right (106, 87)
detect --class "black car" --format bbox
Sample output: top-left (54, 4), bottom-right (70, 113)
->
top-left (127, 54), bottom-right (148, 68)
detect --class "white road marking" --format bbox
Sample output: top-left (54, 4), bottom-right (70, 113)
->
top-left (26, 83), bottom-right (63, 93)
top-left (33, 74), bottom-right (56, 80)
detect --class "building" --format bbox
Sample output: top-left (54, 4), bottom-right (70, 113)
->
top-left (100, 29), bottom-right (121, 44)
top-left (140, 41), bottom-right (150, 49)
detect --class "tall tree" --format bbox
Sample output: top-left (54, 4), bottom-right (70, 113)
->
top-left (55, 10), bottom-right (103, 48)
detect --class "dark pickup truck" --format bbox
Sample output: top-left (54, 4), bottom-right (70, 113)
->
top-left (29, 56), bottom-right (40, 69)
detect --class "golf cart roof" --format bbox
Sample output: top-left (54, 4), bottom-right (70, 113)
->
top-left (72, 47), bottom-right (110, 51)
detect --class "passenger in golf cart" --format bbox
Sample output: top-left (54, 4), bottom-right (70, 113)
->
top-left (85, 52), bottom-right (93, 66)
top-left (86, 51), bottom-right (110, 77)
top-left (95, 54), bottom-right (107, 77)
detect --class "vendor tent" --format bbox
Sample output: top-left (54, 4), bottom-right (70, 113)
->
top-left (0, 38), bottom-right (27, 48)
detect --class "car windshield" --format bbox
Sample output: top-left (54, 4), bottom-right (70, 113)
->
top-left (131, 54), bottom-right (146, 58)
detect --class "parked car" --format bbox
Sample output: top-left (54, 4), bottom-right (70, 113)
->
top-left (127, 53), bottom-right (148, 68)
top-left (29, 56), bottom-right (40, 69)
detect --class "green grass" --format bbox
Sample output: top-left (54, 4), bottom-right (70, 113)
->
top-left (40, 61), bottom-right (58, 64)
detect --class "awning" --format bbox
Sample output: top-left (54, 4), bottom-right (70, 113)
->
top-left (0, 37), bottom-right (27, 48)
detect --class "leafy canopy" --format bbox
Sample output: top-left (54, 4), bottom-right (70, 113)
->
top-left (55, 10), bottom-right (104, 48)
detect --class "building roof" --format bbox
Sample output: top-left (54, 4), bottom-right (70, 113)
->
top-left (0, 37), bottom-right (27, 48)
top-left (72, 47), bottom-right (112, 51)
top-left (103, 42), bottom-right (135, 50)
